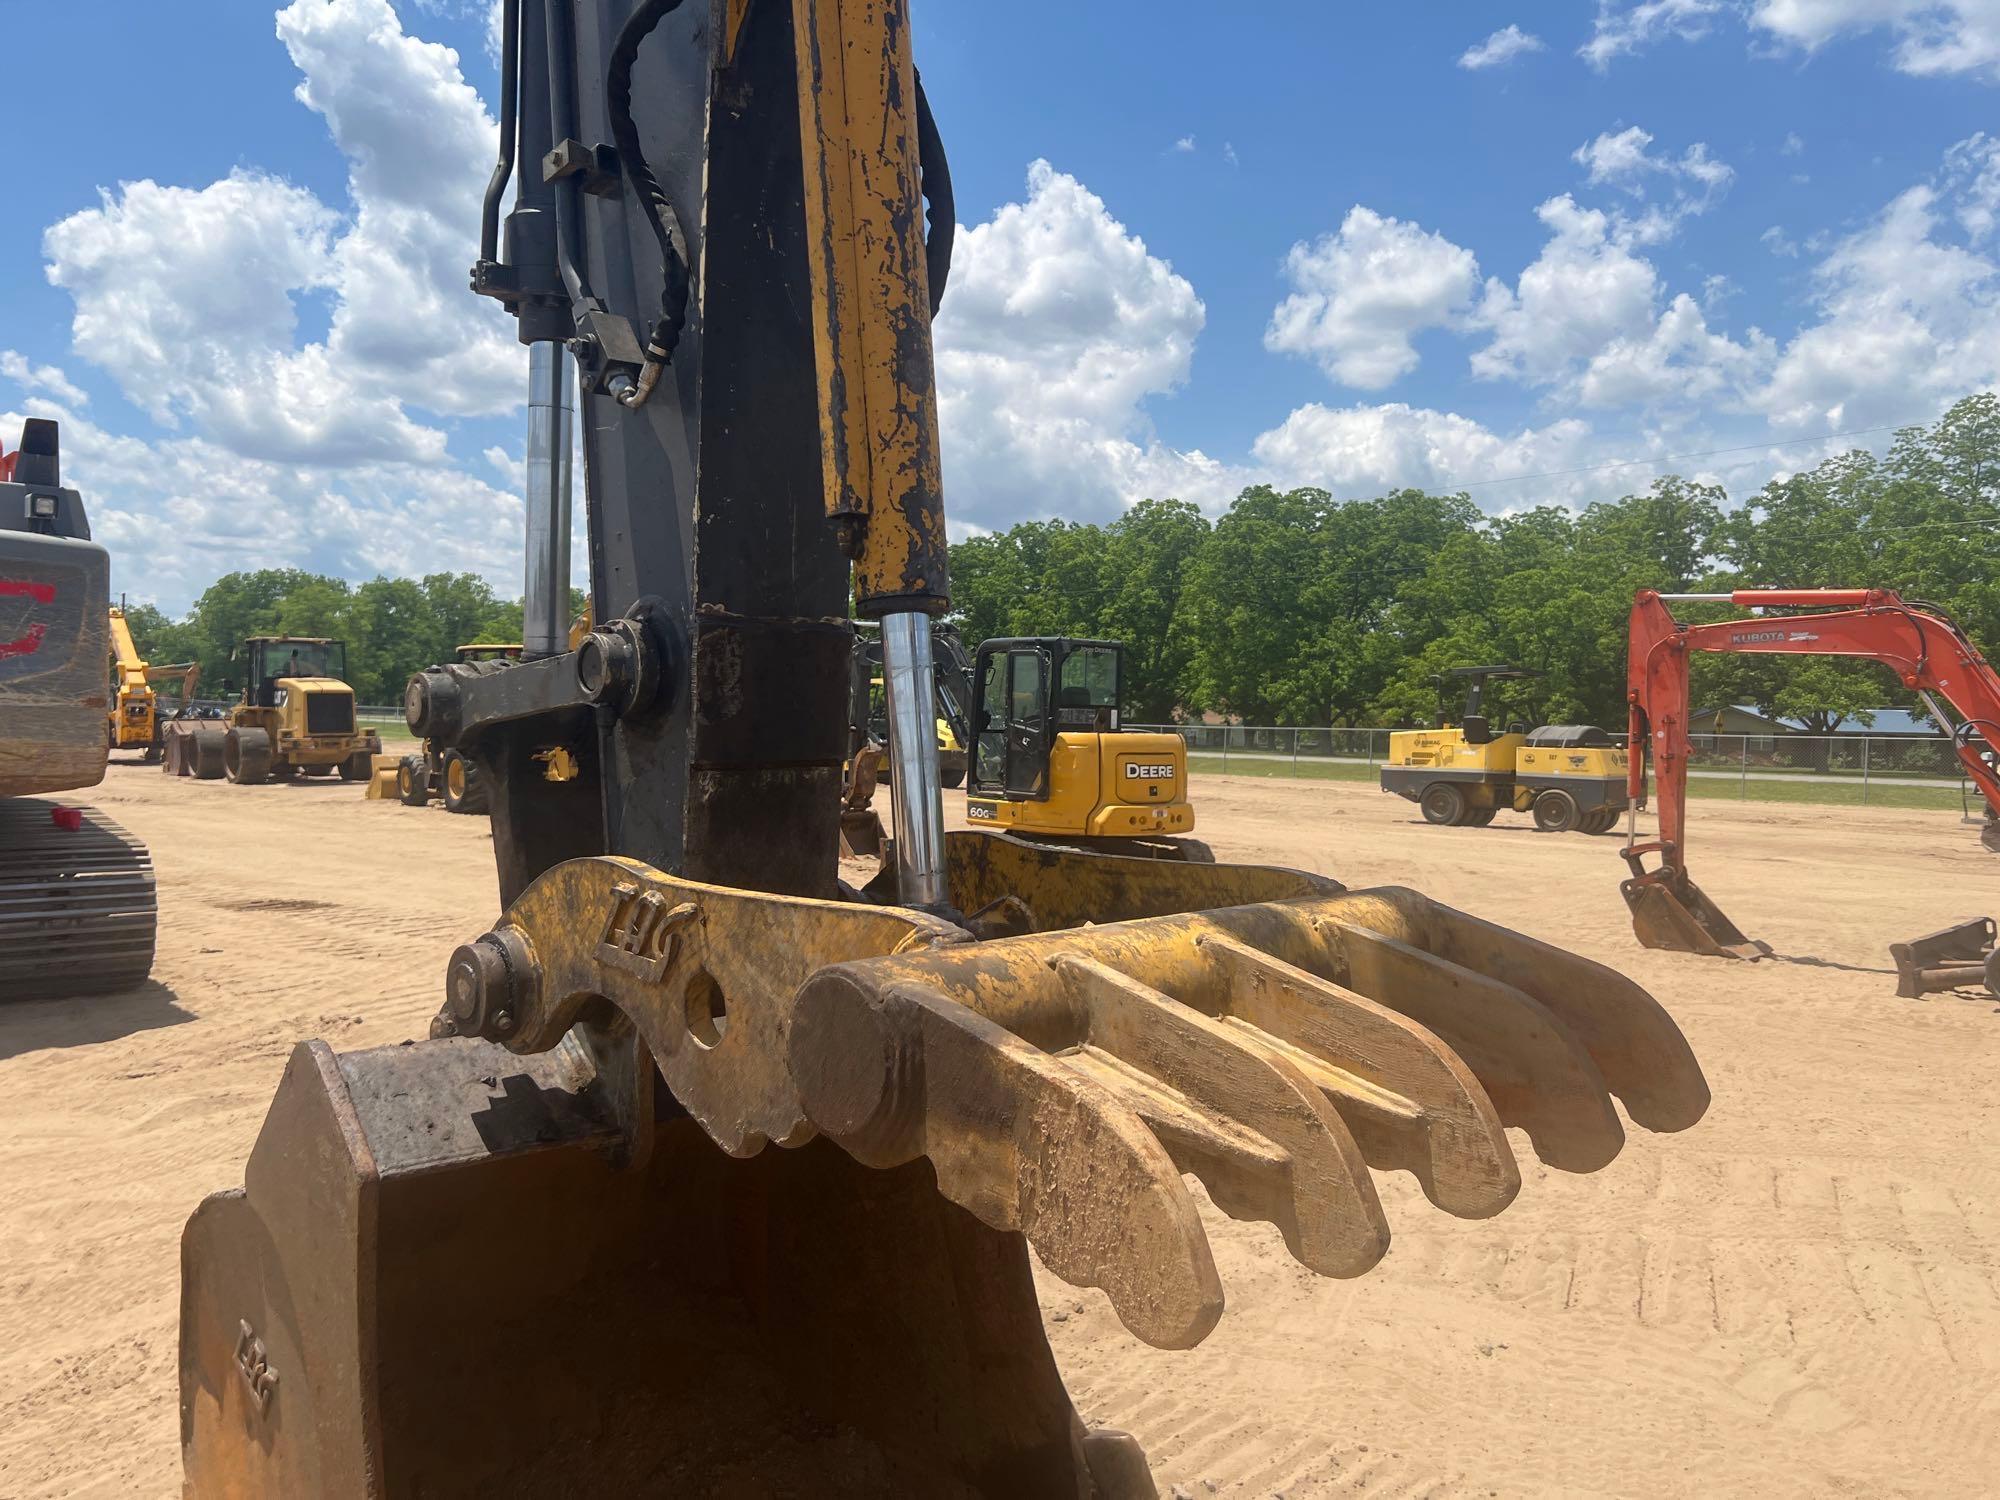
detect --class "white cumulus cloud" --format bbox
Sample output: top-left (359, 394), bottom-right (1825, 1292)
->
top-left (1588, 1), bottom-right (2000, 80)
top-left (1251, 402), bottom-right (1590, 497)
top-left (1757, 148), bottom-right (2000, 429)
top-left (1752, 0), bottom-right (2000, 79)
top-left (932, 160), bottom-right (1247, 527)
top-left (0, 352), bottom-right (88, 407)
top-left (1458, 24), bottom-right (1546, 69)
top-left (27, 0), bottom-right (533, 610)
top-left (1573, 126), bottom-right (1734, 201)
top-left (1581, 0), bottom-right (1726, 69)
top-left (1471, 196), bottom-right (1666, 386)
top-left (1264, 207), bottom-right (1480, 389)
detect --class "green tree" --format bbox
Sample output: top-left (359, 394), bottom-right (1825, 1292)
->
top-left (1096, 499), bottom-right (1207, 720)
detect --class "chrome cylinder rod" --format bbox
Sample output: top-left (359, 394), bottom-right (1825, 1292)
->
top-left (880, 610), bottom-right (947, 908)
top-left (523, 342), bottom-right (574, 658)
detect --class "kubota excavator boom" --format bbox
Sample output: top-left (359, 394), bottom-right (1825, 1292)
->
top-left (178, 6), bottom-right (1708, 1496)
top-left (1623, 587), bottom-right (2000, 957)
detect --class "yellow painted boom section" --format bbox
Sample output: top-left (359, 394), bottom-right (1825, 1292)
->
top-left (791, 0), bottom-right (947, 612)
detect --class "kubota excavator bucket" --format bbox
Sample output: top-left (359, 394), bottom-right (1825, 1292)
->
top-left (180, 831), bottom-right (1708, 1497)
top-left (1621, 852), bottom-right (1772, 960)
top-left (838, 742), bottom-right (888, 859)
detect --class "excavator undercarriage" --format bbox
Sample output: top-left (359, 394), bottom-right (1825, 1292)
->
top-left (179, 2), bottom-right (1708, 1494)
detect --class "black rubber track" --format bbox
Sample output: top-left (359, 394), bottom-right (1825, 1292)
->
top-left (0, 798), bottom-right (157, 999)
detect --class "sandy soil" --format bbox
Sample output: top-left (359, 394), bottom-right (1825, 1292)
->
top-left (2, 763), bottom-right (1997, 1498)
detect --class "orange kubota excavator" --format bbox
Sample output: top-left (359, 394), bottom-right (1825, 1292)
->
top-left (1621, 587), bottom-right (2000, 958)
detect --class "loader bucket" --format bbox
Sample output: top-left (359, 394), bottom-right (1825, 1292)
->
top-left (180, 1039), bottom-right (1143, 1499)
top-left (1622, 868), bottom-right (1770, 959)
top-left (362, 752), bottom-right (401, 800)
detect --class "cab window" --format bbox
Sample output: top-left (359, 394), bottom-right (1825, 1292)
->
top-left (974, 652), bottom-right (1010, 785)
top-left (1055, 647), bottom-right (1119, 729)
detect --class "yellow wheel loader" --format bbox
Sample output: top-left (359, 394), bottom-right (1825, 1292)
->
top-left (176, 636), bottom-right (381, 786)
top-left (1380, 665), bottom-right (1629, 835)
top-left (178, 5), bottom-right (1708, 1495)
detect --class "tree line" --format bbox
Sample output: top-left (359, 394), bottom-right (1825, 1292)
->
top-left (122, 571), bottom-right (568, 706)
top-left (127, 394), bottom-right (2000, 732)
top-left (953, 394), bottom-right (2000, 732)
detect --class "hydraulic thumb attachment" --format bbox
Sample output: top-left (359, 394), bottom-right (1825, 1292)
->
top-left (181, 833), bottom-right (1708, 1495)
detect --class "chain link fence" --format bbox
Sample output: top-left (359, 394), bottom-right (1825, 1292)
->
top-left (357, 706), bottom-right (414, 741)
top-left (1132, 724), bottom-right (1981, 812)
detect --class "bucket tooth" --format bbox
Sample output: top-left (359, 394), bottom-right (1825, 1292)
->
top-left (1191, 933), bottom-right (1519, 1219)
top-left (1325, 887), bottom-right (1712, 1132)
top-left (1422, 897), bottom-right (1714, 1130)
top-left (792, 972), bottom-right (1225, 1350)
top-left (1052, 953), bottom-right (1391, 1279)
top-left (1317, 918), bottom-right (1626, 1173)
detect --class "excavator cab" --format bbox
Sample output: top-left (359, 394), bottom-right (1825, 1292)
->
top-left (178, 4), bottom-right (1708, 1494)
top-left (965, 637), bottom-right (1202, 856)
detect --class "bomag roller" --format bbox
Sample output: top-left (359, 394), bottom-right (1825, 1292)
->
top-left (1381, 666), bottom-right (1629, 835)
top-left (174, 635), bottom-right (380, 785)
top-left (177, 4), bottom-right (1709, 1495)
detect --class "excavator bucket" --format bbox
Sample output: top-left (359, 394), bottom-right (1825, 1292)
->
top-left (180, 1039), bottom-right (1135, 1498)
top-left (838, 743), bottom-right (888, 858)
top-left (1622, 867), bottom-right (1771, 960)
top-left (181, 832), bottom-right (1708, 1495)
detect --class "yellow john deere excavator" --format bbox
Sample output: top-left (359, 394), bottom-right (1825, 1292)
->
top-left (178, 5), bottom-right (1709, 1495)
top-left (965, 634), bottom-right (1207, 858)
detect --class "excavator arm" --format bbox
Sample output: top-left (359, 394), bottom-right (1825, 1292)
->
top-left (177, 7), bottom-right (1709, 1496)
top-left (1624, 587), bottom-right (2000, 957)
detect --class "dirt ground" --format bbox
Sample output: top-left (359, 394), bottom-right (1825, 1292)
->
top-left (3, 763), bottom-right (1997, 1498)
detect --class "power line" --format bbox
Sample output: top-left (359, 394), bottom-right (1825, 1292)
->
top-left (1450, 420), bottom-right (1924, 491)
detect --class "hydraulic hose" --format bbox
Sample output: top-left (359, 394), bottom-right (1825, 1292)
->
top-left (478, 0), bottom-right (520, 265)
top-left (604, 8), bottom-right (958, 403)
top-left (606, 0), bottom-right (694, 404)
top-left (914, 69), bottom-right (953, 313)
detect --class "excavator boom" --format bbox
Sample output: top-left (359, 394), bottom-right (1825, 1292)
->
top-left (1624, 587), bottom-right (2000, 956)
top-left (179, 6), bottom-right (1709, 1495)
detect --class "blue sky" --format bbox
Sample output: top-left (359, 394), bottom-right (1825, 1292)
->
top-left (5, 2), bottom-right (1999, 611)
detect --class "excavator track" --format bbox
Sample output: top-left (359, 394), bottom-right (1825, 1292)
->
top-left (0, 797), bottom-right (157, 998)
